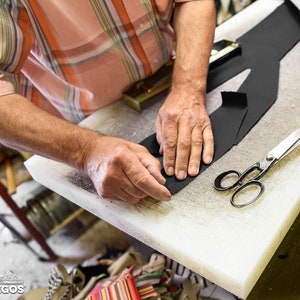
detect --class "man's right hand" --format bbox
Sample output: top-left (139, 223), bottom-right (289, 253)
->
top-left (83, 135), bottom-right (171, 204)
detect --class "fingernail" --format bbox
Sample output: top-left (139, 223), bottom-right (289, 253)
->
top-left (205, 155), bottom-right (212, 164)
top-left (163, 193), bottom-right (172, 201)
top-left (167, 167), bottom-right (174, 175)
top-left (177, 170), bottom-right (186, 180)
top-left (189, 166), bottom-right (199, 176)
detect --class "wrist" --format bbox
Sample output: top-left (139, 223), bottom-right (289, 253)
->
top-left (171, 62), bottom-right (208, 97)
top-left (74, 128), bottom-right (101, 172)
top-left (170, 78), bottom-right (207, 105)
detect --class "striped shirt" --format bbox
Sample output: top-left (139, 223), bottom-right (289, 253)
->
top-left (0, 0), bottom-right (193, 123)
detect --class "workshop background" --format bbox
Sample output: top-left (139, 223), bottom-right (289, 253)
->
top-left (1, 1), bottom-right (300, 299)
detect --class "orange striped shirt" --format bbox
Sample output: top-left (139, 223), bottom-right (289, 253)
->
top-left (0, 1), bottom-right (198, 123)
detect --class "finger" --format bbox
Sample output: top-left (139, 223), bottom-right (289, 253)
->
top-left (135, 144), bottom-right (166, 184)
top-left (161, 119), bottom-right (178, 176)
top-left (104, 188), bottom-right (142, 204)
top-left (133, 172), bottom-right (171, 201)
top-left (155, 116), bottom-right (163, 154)
top-left (202, 124), bottom-right (214, 164)
top-left (116, 188), bottom-right (143, 204)
top-left (120, 180), bottom-right (148, 200)
top-left (141, 155), bottom-right (167, 185)
top-left (187, 125), bottom-right (203, 176)
top-left (181, 121), bottom-right (214, 177)
top-left (123, 158), bottom-right (171, 201)
top-left (174, 112), bottom-right (194, 180)
top-left (93, 161), bottom-right (147, 203)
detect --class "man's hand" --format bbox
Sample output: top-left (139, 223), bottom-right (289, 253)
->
top-left (156, 89), bottom-right (214, 180)
top-left (83, 135), bottom-right (171, 203)
top-left (155, 0), bottom-right (215, 180)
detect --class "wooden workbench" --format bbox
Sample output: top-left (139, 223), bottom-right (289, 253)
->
top-left (25, 1), bottom-right (300, 298)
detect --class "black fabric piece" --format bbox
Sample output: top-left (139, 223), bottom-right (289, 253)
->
top-left (140, 1), bottom-right (300, 194)
top-left (207, 0), bottom-right (300, 143)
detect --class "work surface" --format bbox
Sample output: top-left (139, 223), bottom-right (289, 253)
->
top-left (25, 1), bottom-right (300, 298)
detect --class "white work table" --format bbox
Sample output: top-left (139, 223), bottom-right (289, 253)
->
top-left (25, 1), bottom-right (300, 298)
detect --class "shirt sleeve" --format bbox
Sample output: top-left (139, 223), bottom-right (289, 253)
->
top-left (0, 3), bottom-right (33, 97)
top-left (0, 73), bottom-right (17, 96)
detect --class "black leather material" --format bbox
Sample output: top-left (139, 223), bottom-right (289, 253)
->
top-left (207, 0), bottom-right (300, 143)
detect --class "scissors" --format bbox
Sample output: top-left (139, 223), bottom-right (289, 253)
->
top-left (214, 128), bottom-right (300, 208)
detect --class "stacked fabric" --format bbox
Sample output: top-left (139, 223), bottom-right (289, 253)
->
top-left (19, 248), bottom-right (235, 300)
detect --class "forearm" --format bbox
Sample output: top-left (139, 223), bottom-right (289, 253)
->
top-left (172, 0), bottom-right (216, 96)
top-left (0, 93), bottom-right (98, 170)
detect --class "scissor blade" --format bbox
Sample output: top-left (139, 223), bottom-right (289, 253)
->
top-left (268, 128), bottom-right (300, 160)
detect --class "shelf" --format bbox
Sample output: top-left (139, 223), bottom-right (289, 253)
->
top-left (49, 208), bottom-right (85, 235)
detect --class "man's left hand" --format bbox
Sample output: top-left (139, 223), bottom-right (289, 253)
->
top-left (156, 89), bottom-right (214, 180)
